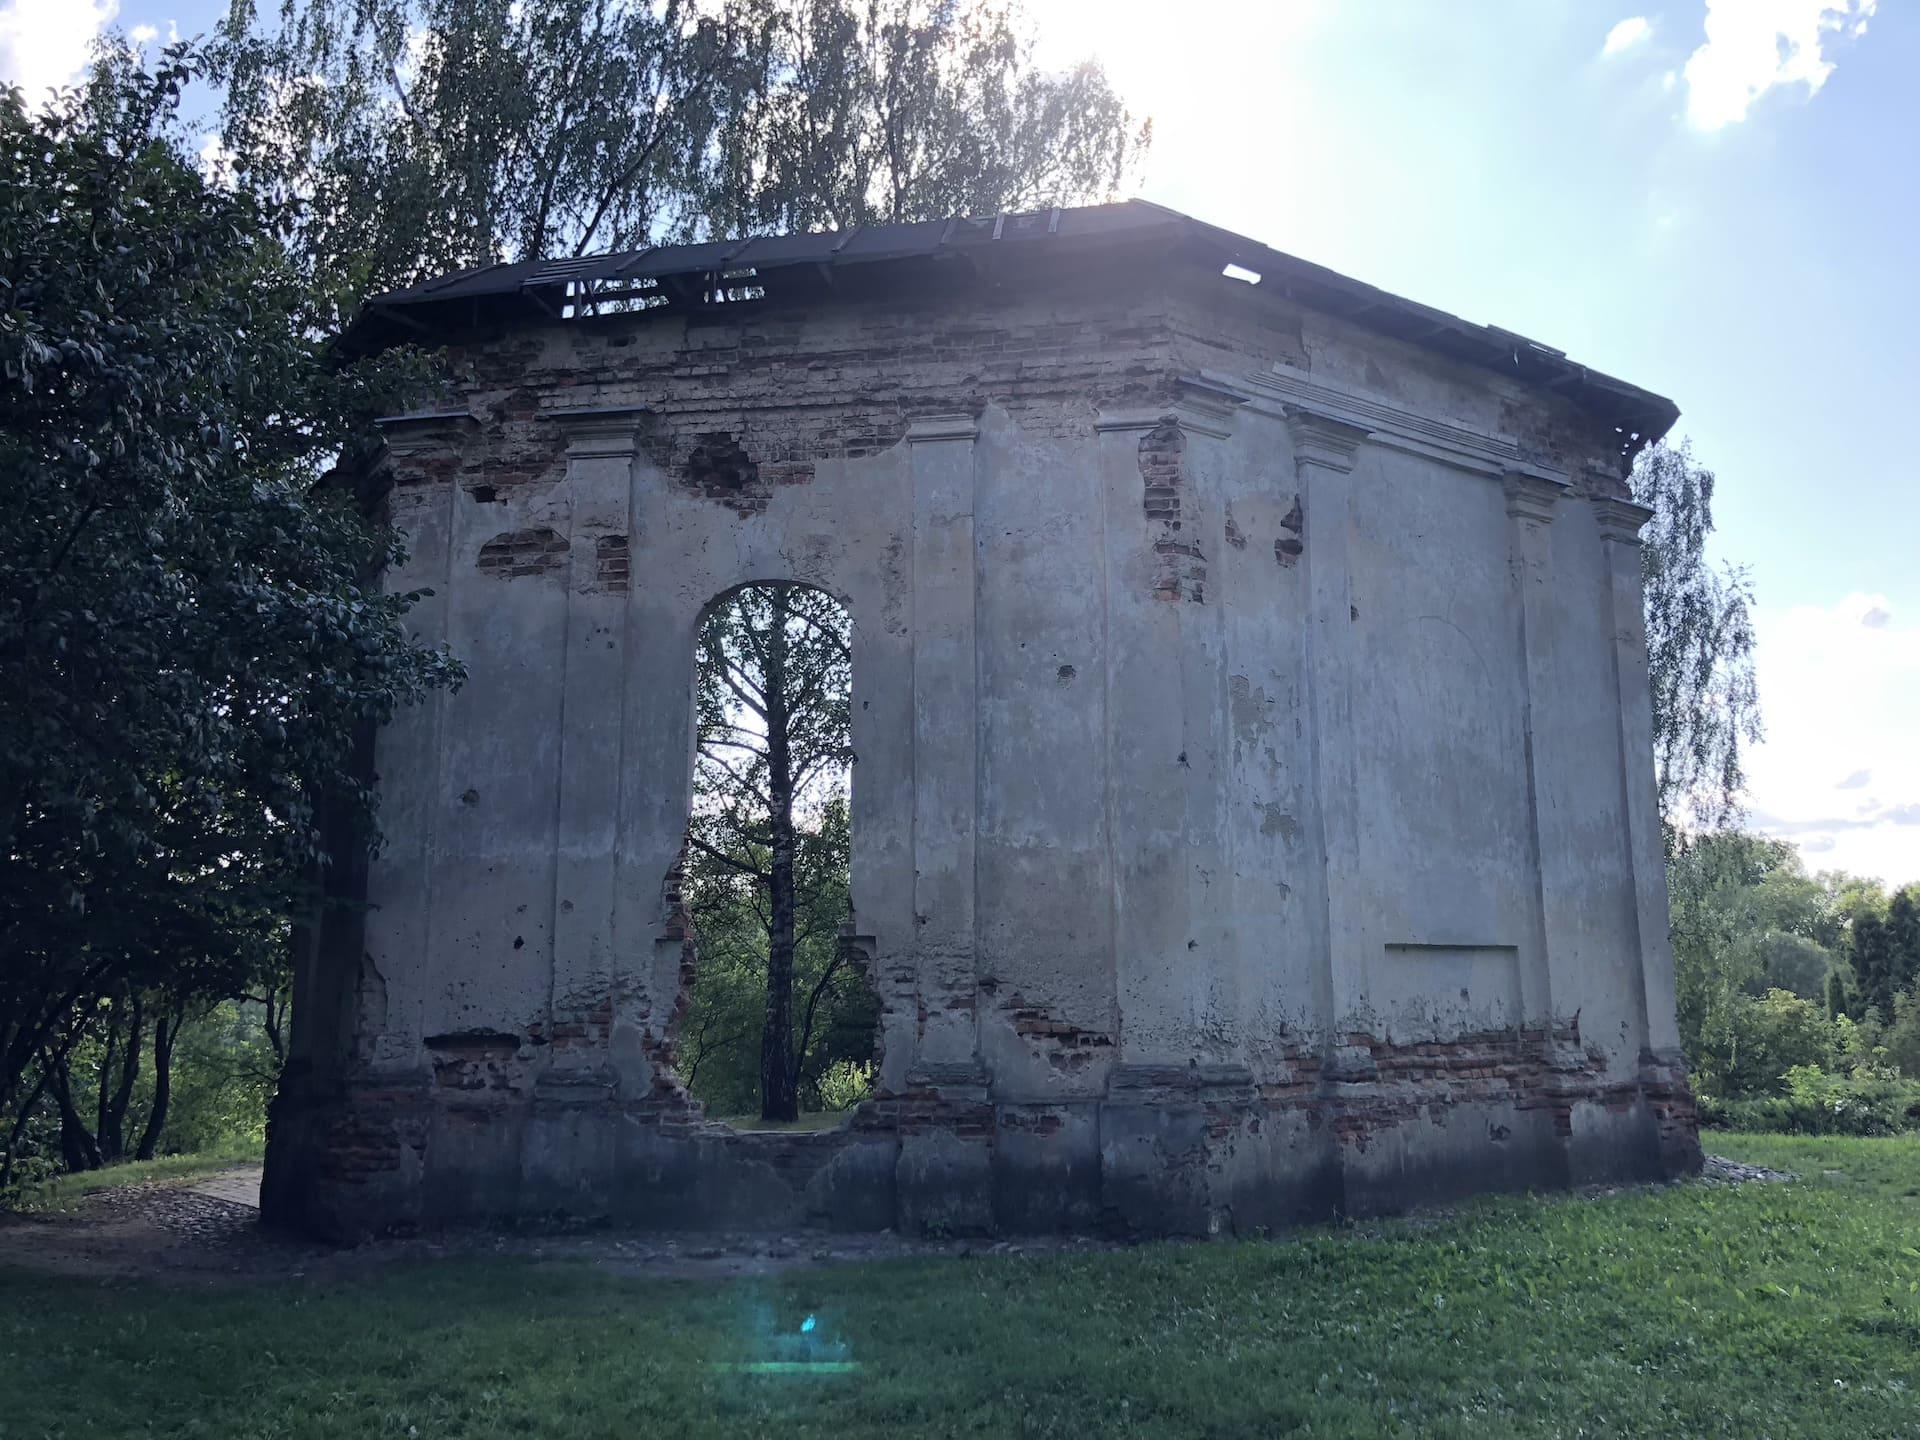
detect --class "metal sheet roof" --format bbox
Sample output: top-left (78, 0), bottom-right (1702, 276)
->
top-left (345, 200), bottom-right (1677, 444)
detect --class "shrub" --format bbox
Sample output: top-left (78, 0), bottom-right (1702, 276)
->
top-left (1722, 989), bottom-right (1837, 1096)
top-left (1698, 1066), bottom-right (1920, 1136)
top-left (814, 1059), bottom-right (875, 1112)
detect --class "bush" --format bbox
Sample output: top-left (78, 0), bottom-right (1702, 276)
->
top-left (1721, 989), bottom-right (1837, 1096)
top-left (1698, 1066), bottom-right (1920, 1136)
top-left (814, 1059), bottom-right (874, 1112)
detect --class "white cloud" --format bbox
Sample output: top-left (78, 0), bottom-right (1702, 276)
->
top-left (0, 0), bottom-right (116, 101)
top-left (128, 21), bottom-right (153, 44)
top-left (1683, 0), bottom-right (1876, 131)
top-left (196, 129), bottom-right (235, 188)
top-left (1746, 591), bottom-right (1920, 885)
top-left (1603, 16), bottom-right (1653, 58)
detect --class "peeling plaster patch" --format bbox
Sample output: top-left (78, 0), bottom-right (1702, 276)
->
top-left (1140, 419), bottom-right (1206, 604)
top-left (1258, 802), bottom-right (1301, 844)
top-left (686, 432), bottom-right (759, 492)
top-left (1228, 674), bottom-right (1277, 741)
top-left (477, 527), bottom-right (569, 578)
top-left (1224, 504), bottom-right (1247, 549)
top-left (594, 534), bottom-right (630, 593)
top-left (424, 1030), bottom-right (525, 1091)
top-left (1275, 496), bottom-right (1304, 567)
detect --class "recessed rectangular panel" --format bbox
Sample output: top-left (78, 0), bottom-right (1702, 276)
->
top-left (1376, 943), bottom-right (1521, 1042)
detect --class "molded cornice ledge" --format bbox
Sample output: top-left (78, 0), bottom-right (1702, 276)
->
top-left (905, 412), bottom-right (979, 444)
top-left (1592, 497), bottom-right (1656, 546)
top-left (1283, 406), bottom-right (1371, 474)
top-left (1096, 378), bottom-right (1241, 440)
top-left (1503, 467), bottom-right (1571, 524)
top-left (373, 407), bottom-right (478, 459)
top-left (1212, 362), bottom-right (1525, 477)
top-left (546, 403), bottom-right (650, 460)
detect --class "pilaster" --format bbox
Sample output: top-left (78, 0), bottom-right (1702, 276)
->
top-left (1285, 406), bottom-right (1373, 1057)
top-left (360, 410), bottom-right (475, 1071)
top-left (905, 413), bottom-right (983, 1076)
top-left (543, 405), bottom-right (646, 1085)
top-left (1591, 491), bottom-right (1679, 1055)
top-left (1502, 467), bottom-right (1570, 1033)
top-left (1093, 395), bottom-right (1241, 1065)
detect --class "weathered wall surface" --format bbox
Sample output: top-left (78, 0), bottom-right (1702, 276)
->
top-left (263, 259), bottom-right (1699, 1239)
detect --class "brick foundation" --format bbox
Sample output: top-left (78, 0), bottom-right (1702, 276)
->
top-left (264, 1027), bottom-right (1699, 1241)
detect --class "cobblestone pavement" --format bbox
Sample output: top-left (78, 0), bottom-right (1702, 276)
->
top-left (184, 1167), bottom-right (262, 1208)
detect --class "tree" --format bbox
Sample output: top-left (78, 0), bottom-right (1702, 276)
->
top-left (211, 0), bottom-right (1145, 327)
top-left (1631, 440), bottom-right (1762, 840)
top-left (1852, 886), bottom-right (1920, 1019)
top-left (1666, 832), bottom-right (1850, 1092)
top-left (684, 585), bottom-right (871, 1121)
top-left (0, 48), bottom-right (459, 1174)
top-left (700, 0), bottom-right (1146, 236)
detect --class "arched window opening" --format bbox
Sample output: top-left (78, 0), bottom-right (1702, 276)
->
top-left (679, 583), bottom-right (879, 1129)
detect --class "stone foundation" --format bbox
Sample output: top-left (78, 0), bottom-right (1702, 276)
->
top-left (265, 1031), bottom-right (1699, 1241)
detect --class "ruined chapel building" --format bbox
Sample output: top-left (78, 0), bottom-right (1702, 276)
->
top-left (265, 202), bottom-right (1702, 1240)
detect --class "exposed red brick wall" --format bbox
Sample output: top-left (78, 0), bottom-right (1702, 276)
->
top-left (476, 527), bottom-right (569, 578)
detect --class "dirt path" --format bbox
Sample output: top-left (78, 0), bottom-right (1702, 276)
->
top-left (0, 1154), bottom-right (1787, 1289)
top-left (0, 1167), bottom-right (1119, 1287)
top-left (0, 1166), bottom-right (331, 1287)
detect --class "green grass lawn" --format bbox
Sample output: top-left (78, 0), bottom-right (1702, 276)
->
top-left (3, 1135), bottom-right (1918, 1438)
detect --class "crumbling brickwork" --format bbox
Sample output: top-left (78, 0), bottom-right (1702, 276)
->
top-left (476, 527), bottom-right (569, 578)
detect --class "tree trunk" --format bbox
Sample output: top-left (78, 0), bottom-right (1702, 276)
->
top-left (262, 984), bottom-right (287, 1067)
top-left (134, 1004), bottom-right (181, 1161)
top-left (759, 589), bottom-right (800, 1122)
top-left (95, 996), bottom-right (118, 1153)
top-left (1, 1061), bottom-right (55, 1191)
top-left (98, 992), bottom-right (142, 1163)
top-left (47, 1054), bottom-right (101, 1172)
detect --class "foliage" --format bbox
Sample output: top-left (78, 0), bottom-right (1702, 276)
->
top-left (1666, 832), bottom-right (1920, 1137)
top-left (1880, 986), bottom-right (1920, 1079)
top-left (681, 585), bottom-right (877, 1121)
top-left (158, 1000), bottom-right (283, 1153)
top-left (212, 0), bottom-right (1146, 328)
top-left (3, 996), bottom-right (284, 1203)
top-left (700, 0), bottom-right (1147, 237)
top-left (1668, 832), bottom-right (1843, 1091)
top-left (1850, 885), bottom-right (1920, 1019)
top-left (6, 1137), bottom-right (1920, 1436)
top-left (0, 48), bottom-right (458, 1176)
top-left (1698, 1071), bottom-right (1920, 1136)
top-left (815, 1057), bottom-right (876, 1112)
top-left (1631, 440), bottom-right (1761, 839)
top-left (1720, 989), bottom-right (1838, 1098)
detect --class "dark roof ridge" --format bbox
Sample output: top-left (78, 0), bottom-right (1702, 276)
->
top-left (345, 199), bottom-right (1677, 448)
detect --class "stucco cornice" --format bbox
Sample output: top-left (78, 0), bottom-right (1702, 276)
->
top-left (1503, 468), bottom-right (1571, 524)
top-left (1592, 497), bottom-right (1656, 545)
top-left (373, 408), bottom-right (479, 459)
top-left (1095, 383), bottom-right (1240, 441)
top-left (1283, 407), bottom-right (1371, 474)
top-left (1204, 363), bottom-right (1536, 479)
top-left (905, 412), bottom-right (979, 444)
top-left (546, 403), bottom-right (650, 459)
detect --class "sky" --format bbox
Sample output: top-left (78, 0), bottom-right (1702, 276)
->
top-left (4, 0), bottom-right (1915, 885)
